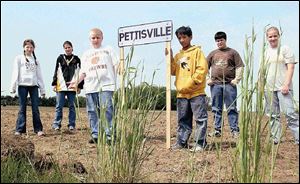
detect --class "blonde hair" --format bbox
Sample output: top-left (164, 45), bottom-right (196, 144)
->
top-left (89, 28), bottom-right (103, 37)
top-left (266, 26), bottom-right (280, 37)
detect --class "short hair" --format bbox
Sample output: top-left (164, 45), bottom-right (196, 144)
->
top-left (90, 28), bottom-right (103, 37)
top-left (63, 40), bottom-right (73, 48)
top-left (175, 26), bottom-right (192, 37)
top-left (214, 31), bottom-right (227, 40)
top-left (266, 26), bottom-right (280, 37)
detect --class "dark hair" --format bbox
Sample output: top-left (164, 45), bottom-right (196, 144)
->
top-left (214, 31), bottom-right (227, 40)
top-left (63, 40), bottom-right (73, 48)
top-left (175, 26), bottom-right (192, 37)
top-left (23, 39), bottom-right (37, 65)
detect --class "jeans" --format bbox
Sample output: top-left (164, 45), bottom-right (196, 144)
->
top-left (52, 91), bottom-right (76, 129)
top-left (265, 90), bottom-right (299, 142)
top-left (177, 95), bottom-right (208, 147)
top-left (210, 84), bottom-right (239, 133)
top-left (86, 91), bottom-right (114, 139)
top-left (16, 86), bottom-right (43, 133)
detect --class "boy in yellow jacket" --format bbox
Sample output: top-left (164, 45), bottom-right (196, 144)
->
top-left (167, 26), bottom-right (208, 151)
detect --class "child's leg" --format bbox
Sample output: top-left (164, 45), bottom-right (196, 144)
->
top-left (191, 95), bottom-right (208, 147)
top-left (99, 91), bottom-right (114, 139)
top-left (16, 86), bottom-right (29, 133)
top-left (86, 93), bottom-right (100, 139)
top-left (29, 86), bottom-right (43, 133)
top-left (176, 98), bottom-right (193, 146)
top-left (53, 91), bottom-right (66, 129)
top-left (67, 91), bottom-right (76, 128)
top-left (224, 84), bottom-right (239, 133)
top-left (211, 84), bottom-right (224, 133)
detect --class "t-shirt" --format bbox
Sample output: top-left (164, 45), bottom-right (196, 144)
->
top-left (80, 45), bottom-right (119, 94)
top-left (206, 47), bottom-right (244, 84)
top-left (264, 45), bottom-right (297, 91)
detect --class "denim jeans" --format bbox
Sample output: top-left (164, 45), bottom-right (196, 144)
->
top-left (210, 83), bottom-right (239, 133)
top-left (177, 95), bottom-right (208, 147)
top-left (52, 91), bottom-right (76, 129)
top-left (86, 91), bottom-right (114, 139)
top-left (16, 86), bottom-right (43, 133)
top-left (265, 90), bottom-right (299, 143)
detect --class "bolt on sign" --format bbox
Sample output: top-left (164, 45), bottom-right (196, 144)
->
top-left (118, 20), bottom-right (173, 47)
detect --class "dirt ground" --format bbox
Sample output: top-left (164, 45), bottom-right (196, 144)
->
top-left (1, 106), bottom-right (299, 182)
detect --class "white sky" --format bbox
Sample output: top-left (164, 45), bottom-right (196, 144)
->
top-left (1, 1), bottom-right (299, 103)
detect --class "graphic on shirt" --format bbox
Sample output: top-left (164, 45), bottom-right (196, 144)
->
top-left (25, 61), bottom-right (36, 71)
top-left (56, 63), bottom-right (79, 91)
top-left (215, 60), bottom-right (227, 67)
top-left (177, 57), bottom-right (190, 71)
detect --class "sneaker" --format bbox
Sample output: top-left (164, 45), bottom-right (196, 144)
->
top-left (190, 144), bottom-right (206, 152)
top-left (232, 131), bottom-right (239, 139)
top-left (88, 138), bottom-right (98, 144)
top-left (37, 131), bottom-right (45, 136)
top-left (14, 132), bottom-right (21, 136)
top-left (69, 126), bottom-right (75, 131)
top-left (208, 130), bottom-right (221, 137)
top-left (171, 143), bottom-right (188, 150)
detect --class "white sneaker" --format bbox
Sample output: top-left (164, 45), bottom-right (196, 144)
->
top-left (190, 145), bottom-right (206, 152)
top-left (69, 126), bottom-right (75, 131)
top-left (14, 132), bottom-right (21, 136)
top-left (37, 131), bottom-right (45, 136)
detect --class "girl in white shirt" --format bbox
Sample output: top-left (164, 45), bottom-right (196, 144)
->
top-left (10, 39), bottom-right (45, 136)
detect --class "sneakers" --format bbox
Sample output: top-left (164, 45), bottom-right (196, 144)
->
top-left (232, 131), bottom-right (239, 139)
top-left (14, 132), bottom-right (21, 136)
top-left (69, 126), bottom-right (75, 131)
top-left (208, 130), bottom-right (221, 137)
top-left (171, 143), bottom-right (188, 150)
top-left (88, 138), bottom-right (98, 144)
top-left (54, 127), bottom-right (60, 131)
top-left (190, 144), bottom-right (207, 152)
top-left (37, 131), bottom-right (45, 136)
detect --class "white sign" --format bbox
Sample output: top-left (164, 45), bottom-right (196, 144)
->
top-left (118, 20), bottom-right (173, 47)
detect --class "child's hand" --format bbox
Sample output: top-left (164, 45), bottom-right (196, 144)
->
top-left (41, 94), bottom-right (46, 98)
top-left (67, 81), bottom-right (76, 90)
top-left (77, 88), bottom-right (81, 94)
top-left (53, 86), bottom-right (57, 92)
top-left (165, 48), bottom-right (173, 57)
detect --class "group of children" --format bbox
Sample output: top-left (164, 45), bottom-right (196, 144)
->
top-left (10, 26), bottom-right (299, 148)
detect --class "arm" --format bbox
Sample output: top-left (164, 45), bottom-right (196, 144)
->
top-left (77, 58), bottom-right (84, 89)
top-left (36, 61), bottom-right (46, 97)
top-left (281, 63), bottom-right (295, 95)
top-left (165, 48), bottom-right (176, 75)
top-left (206, 53), bottom-right (213, 85)
top-left (10, 56), bottom-right (19, 93)
top-left (191, 50), bottom-right (208, 85)
top-left (231, 67), bottom-right (244, 85)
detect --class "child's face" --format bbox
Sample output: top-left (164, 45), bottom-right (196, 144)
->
top-left (177, 34), bottom-right (192, 49)
top-left (64, 44), bottom-right (73, 55)
top-left (267, 29), bottom-right (279, 48)
top-left (24, 43), bottom-right (34, 55)
top-left (215, 38), bottom-right (227, 49)
top-left (90, 31), bottom-right (103, 48)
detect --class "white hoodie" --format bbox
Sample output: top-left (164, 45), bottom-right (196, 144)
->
top-left (10, 55), bottom-right (45, 95)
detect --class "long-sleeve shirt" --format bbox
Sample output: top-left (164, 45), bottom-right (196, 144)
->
top-left (10, 54), bottom-right (45, 95)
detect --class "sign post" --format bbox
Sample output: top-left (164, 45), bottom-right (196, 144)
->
top-left (118, 20), bottom-right (173, 149)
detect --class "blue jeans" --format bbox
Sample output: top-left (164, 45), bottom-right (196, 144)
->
top-left (86, 91), bottom-right (114, 139)
top-left (52, 91), bottom-right (76, 129)
top-left (265, 90), bottom-right (299, 142)
top-left (177, 95), bottom-right (208, 147)
top-left (16, 86), bottom-right (43, 133)
top-left (210, 84), bottom-right (239, 133)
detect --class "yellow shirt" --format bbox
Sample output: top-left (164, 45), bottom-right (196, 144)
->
top-left (172, 45), bottom-right (208, 99)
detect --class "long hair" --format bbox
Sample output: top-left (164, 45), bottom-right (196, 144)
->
top-left (23, 39), bottom-right (38, 65)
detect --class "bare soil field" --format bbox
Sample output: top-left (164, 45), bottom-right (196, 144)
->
top-left (1, 106), bottom-right (299, 182)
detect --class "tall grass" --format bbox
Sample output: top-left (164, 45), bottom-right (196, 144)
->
top-left (232, 24), bottom-right (282, 183)
top-left (91, 46), bottom-right (162, 182)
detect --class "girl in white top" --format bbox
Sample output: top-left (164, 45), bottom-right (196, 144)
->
top-left (263, 27), bottom-right (299, 145)
top-left (10, 39), bottom-right (45, 136)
